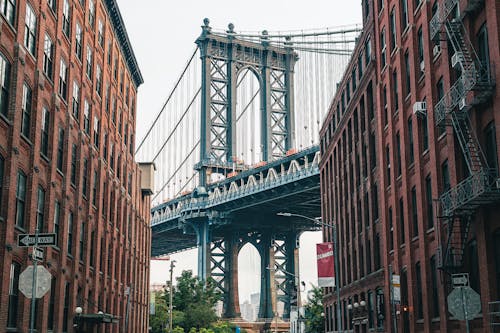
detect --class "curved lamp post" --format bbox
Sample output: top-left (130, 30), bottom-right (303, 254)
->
top-left (276, 212), bottom-right (342, 332)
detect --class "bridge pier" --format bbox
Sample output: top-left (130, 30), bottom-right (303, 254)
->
top-left (283, 232), bottom-right (300, 319)
top-left (223, 232), bottom-right (241, 318)
top-left (258, 233), bottom-right (276, 320)
top-left (195, 219), bottom-right (211, 281)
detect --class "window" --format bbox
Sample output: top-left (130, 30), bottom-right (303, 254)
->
top-left (15, 171), bottom-right (27, 228)
top-left (24, 4), bottom-right (37, 55)
top-left (378, 0), bottom-right (384, 13)
top-left (372, 184), bottom-right (379, 221)
top-left (399, 197), bottom-right (405, 244)
top-left (105, 84), bottom-right (110, 113)
top-left (90, 231), bottom-right (96, 267)
top-left (390, 8), bottom-right (396, 51)
top-left (47, 277), bottom-right (56, 330)
top-left (40, 107), bottom-right (50, 156)
top-left (110, 142), bottom-right (114, 170)
top-left (84, 99), bottom-right (90, 134)
top-left (48, 0), bottom-right (56, 12)
top-left (67, 212), bottom-right (73, 254)
top-left (485, 122), bottom-right (498, 176)
top-left (0, 155), bottom-right (3, 217)
top-left (59, 59), bottom-right (68, 99)
top-left (383, 85), bottom-right (388, 126)
top-left (62, 0), bottom-right (71, 37)
top-left (93, 116), bottom-right (99, 147)
top-left (393, 70), bottom-right (399, 111)
top-left (98, 19), bottom-right (104, 47)
top-left (388, 207), bottom-right (394, 250)
top-left (96, 65), bottom-right (102, 95)
top-left (467, 239), bottom-right (481, 292)
top-left (72, 81), bottom-right (80, 120)
top-left (401, 0), bottom-right (408, 30)
top-left (0, 53), bottom-right (10, 117)
top-left (404, 50), bottom-right (410, 96)
top-left (425, 174), bottom-right (434, 229)
top-left (36, 187), bottom-right (45, 231)
top-left (7, 262), bottom-right (21, 328)
top-left (75, 23), bottom-right (82, 60)
top-left (92, 171), bottom-right (98, 205)
top-left (56, 128), bottom-right (64, 171)
top-left (396, 133), bottom-right (402, 176)
top-left (103, 132), bottom-right (108, 160)
top-left (108, 41), bottom-right (112, 65)
top-left (70, 144), bottom-right (77, 185)
top-left (86, 46), bottom-right (93, 79)
top-left (369, 131), bottom-right (376, 169)
top-left (441, 160), bottom-right (450, 193)
top-left (477, 23), bottom-right (490, 72)
top-left (54, 200), bottom-right (60, 245)
top-left (1, 0), bottom-right (16, 25)
top-left (114, 58), bottom-right (118, 80)
top-left (21, 83), bottom-right (32, 138)
top-left (82, 158), bottom-right (88, 198)
top-left (386, 145), bottom-right (391, 186)
top-left (422, 112), bottom-right (429, 151)
top-left (358, 55), bottom-right (363, 79)
top-left (62, 282), bottom-right (70, 331)
top-left (380, 28), bottom-right (386, 68)
top-left (88, 0), bottom-right (95, 27)
top-left (365, 38), bottom-right (372, 65)
top-left (417, 26), bottom-right (424, 65)
top-left (120, 70), bottom-right (124, 93)
top-left (43, 34), bottom-right (54, 79)
top-left (430, 255), bottom-right (439, 318)
top-left (414, 262), bottom-right (423, 319)
top-left (408, 117), bottom-right (414, 164)
top-left (411, 186), bottom-right (418, 237)
top-left (79, 221), bottom-right (85, 261)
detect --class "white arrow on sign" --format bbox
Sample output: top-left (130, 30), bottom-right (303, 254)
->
top-left (19, 265), bottom-right (52, 299)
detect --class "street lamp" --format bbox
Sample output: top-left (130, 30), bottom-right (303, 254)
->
top-left (168, 260), bottom-right (177, 333)
top-left (276, 212), bottom-right (342, 332)
top-left (74, 307), bottom-right (83, 333)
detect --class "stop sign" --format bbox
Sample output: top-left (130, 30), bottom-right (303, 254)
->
top-left (447, 286), bottom-right (481, 321)
top-left (19, 265), bottom-right (52, 299)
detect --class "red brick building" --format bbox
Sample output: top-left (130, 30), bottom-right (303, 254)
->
top-left (320, 0), bottom-right (500, 332)
top-left (0, 0), bottom-right (152, 332)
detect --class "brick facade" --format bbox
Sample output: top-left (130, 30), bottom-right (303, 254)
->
top-left (320, 0), bottom-right (500, 332)
top-left (0, 0), bottom-right (151, 332)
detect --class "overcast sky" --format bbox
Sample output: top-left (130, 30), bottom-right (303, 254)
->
top-left (117, 0), bottom-right (361, 303)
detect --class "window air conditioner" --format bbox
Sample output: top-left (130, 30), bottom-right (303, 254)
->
top-left (413, 101), bottom-right (427, 116)
top-left (458, 97), bottom-right (467, 110)
top-left (433, 45), bottom-right (441, 57)
top-left (451, 52), bottom-right (463, 69)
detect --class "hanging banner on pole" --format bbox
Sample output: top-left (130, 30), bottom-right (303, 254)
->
top-left (316, 242), bottom-right (335, 287)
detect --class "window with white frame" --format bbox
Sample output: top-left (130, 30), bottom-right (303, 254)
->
top-left (21, 83), bottom-right (32, 138)
top-left (86, 46), bottom-right (93, 79)
top-left (72, 81), bottom-right (80, 120)
top-left (98, 19), bottom-right (104, 47)
top-left (1, 0), bottom-right (16, 25)
top-left (24, 4), bottom-right (37, 55)
top-left (41, 106), bottom-right (50, 156)
top-left (43, 34), bottom-right (54, 79)
top-left (93, 116), bottom-right (99, 147)
top-left (96, 65), bottom-right (102, 96)
top-left (88, 0), bottom-right (95, 28)
top-left (75, 23), bottom-right (82, 60)
top-left (84, 99), bottom-right (90, 134)
top-left (62, 0), bottom-right (71, 38)
top-left (59, 58), bottom-right (68, 99)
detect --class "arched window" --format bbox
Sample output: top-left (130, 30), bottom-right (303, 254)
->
top-left (0, 53), bottom-right (11, 117)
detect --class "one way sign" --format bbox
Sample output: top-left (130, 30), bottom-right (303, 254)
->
top-left (18, 233), bottom-right (57, 247)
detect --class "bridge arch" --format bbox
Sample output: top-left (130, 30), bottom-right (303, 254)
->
top-left (237, 242), bottom-right (261, 320)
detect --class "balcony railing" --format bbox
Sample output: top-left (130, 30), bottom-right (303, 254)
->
top-left (439, 169), bottom-right (497, 217)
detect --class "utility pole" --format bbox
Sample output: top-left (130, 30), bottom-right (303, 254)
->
top-left (169, 260), bottom-right (176, 333)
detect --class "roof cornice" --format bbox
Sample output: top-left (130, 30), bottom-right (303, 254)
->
top-left (104, 0), bottom-right (144, 88)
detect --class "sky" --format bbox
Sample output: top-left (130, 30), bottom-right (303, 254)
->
top-left (116, 0), bottom-right (361, 303)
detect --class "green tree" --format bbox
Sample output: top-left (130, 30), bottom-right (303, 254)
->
top-left (303, 285), bottom-right (325, 333)
top-left (149, 289), bottom-right (168, 333)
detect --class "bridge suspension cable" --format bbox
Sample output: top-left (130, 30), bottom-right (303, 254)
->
top-left (137, 24), bottom-right (361, 205)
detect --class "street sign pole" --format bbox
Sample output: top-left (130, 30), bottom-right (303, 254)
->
top-left (461, 287), bottom-right (470, 333)
top-left (29, 226), bottom-right (39, 333)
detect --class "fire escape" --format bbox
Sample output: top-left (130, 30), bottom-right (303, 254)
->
top-left (430, 0), bottom-right (499, 273)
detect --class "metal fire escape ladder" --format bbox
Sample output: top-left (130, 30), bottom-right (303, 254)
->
top-left (433, 2), bottom-right (500, 272)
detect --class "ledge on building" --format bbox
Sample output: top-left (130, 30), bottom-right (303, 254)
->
top-left (139, 162), bottom-right (156, 196)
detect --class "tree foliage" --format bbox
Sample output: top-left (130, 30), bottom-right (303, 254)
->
top-left (303, 285), bottom-right (325, 333)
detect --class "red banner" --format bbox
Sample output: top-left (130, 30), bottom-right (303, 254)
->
top-left (316, 242), bottom-right (335, 287)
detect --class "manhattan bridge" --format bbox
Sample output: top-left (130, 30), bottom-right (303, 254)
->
top-left (135, 19), bottom-right (361, 326)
